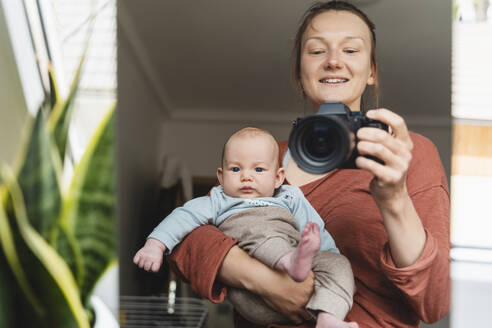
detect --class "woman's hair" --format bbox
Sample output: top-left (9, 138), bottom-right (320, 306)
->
top-left (291, 1), bottom-right (379, 107)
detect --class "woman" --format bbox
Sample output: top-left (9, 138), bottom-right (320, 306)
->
top-left (168, 1), bottom-right (450, 327)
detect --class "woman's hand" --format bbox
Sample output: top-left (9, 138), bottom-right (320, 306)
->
top-left (261, 271), bottom-right (315, 324)
top-left (355, 108), bottom-right (413, 205)
top-left (219, 246), bottom-right (314, 323)
top-left (355, 108), bottom-right (426, 268)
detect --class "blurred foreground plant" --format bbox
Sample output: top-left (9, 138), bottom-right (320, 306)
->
top-left (0, 54), bottom-right (116, 327)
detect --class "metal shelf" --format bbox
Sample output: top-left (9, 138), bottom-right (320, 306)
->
top-left (120, 295), bottom-right (208, 328)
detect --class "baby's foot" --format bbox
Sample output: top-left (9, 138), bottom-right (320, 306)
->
top-left (276, 222), bottom-right (321, 282)
top-left (317, 312), bottom-right (358, 328)
top-left (133, 238), bottom-right (167, 272)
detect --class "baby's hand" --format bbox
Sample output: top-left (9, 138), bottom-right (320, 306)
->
top-left (133, 238), bottom-right (167, 272)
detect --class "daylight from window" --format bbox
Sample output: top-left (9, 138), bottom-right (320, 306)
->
top-left (451, 0), bottom-right (492, 261)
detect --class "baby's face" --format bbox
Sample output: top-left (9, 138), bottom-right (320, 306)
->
top-left (217, 135), bottom-right (284, 199)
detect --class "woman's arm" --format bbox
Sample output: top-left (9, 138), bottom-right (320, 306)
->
top-left (168, 225), bottom-right (314, 324)
top-left (356, 108), bottom-right (426, 267)
top-left (219, 245), bottom-right (314, 324)
top-left (356, 109), bottom-right (450, 322)
top-left (379, 185), bottom-right (450, 323)
top-left (167, 225), bottom-right (238, 302)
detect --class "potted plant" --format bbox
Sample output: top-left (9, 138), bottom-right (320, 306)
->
top-left (0, 52), bottom-right (117, 327)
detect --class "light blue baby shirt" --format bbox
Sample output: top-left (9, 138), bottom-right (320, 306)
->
top-left (149, 185), bottom-right (338, 254)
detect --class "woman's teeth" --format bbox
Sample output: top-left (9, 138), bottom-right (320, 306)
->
top-left (320, 78), bottom-right (348, 83)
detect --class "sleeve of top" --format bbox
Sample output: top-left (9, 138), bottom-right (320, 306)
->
top-left (167, 225), bottom-right (238, 303)
top-left (289, 186), bottom-right (339, 254)
top-left (148, 196), bottom-right (214, 254)
top-left (378, 135), bottom-right (451, 323)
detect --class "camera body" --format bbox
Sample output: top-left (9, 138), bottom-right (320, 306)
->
top-left (288, 102), bottom-right (388, 174)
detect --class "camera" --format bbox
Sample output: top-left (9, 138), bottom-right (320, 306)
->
top-left (288, 102), bottom-right (388, 174)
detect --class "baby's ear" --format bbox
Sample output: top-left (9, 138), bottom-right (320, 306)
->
top-left (275, 167), bottom-right (286, 188)
top-left (217, 167), bottom-right (223, 185)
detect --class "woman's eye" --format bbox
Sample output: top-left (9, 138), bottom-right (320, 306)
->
top-left (232, 167), bottom-right (240, 172)
top-left (344, 49), bottom-right (358, 54)
top-left (310, 50), bottom-right (325, 55)
top-left (255, 168), bottom-right (264, 172)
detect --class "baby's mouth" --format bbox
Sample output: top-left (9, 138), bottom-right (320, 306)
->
top-left (319, 78), bottom-right (348, 84)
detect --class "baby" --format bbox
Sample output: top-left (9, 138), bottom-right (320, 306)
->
top-left (134, 127), bottom-right (357, 328)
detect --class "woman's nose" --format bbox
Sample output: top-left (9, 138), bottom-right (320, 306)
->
top-left (324, 51), bottom-right (342, 70)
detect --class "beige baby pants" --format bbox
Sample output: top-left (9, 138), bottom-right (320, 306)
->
top-left (218, 206), bottom-right (355, 325)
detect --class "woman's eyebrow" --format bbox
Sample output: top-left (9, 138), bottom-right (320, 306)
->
top-left (303, 35), bottom-right (365, 44)
top-left (345, 36), bottom-right (364, 41)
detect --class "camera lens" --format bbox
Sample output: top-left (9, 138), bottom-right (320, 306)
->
top-left (289, 116), bottom-right (350, 174)
top-left (304, 122), bottom-right (336, 160)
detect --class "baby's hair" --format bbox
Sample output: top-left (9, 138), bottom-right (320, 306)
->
top-left (221, 127), bottom-right (280, 168)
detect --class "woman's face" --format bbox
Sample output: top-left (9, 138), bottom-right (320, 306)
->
top-left (300, 10), bottom-right (375, 111)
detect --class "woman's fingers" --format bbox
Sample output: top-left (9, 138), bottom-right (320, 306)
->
top-left (356, 136), bottom-right (410, 176)
top-left (356, 139), bottom-right (409, 173)
top-left (366, 108), bottom-right (412, 145)
top-left (355, 108), bottom-right (414, 201)
top-left (357, 127), bottom-right (401, 155)
top-left (355, 155), bottom-right (405, 185)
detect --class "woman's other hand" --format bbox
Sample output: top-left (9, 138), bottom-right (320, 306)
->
top-left (261, 271), bottom-right (315, 324)
top-left (219, 246), bottom-right (314, 324)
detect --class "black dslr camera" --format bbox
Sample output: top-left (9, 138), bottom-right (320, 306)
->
top-left (288, 102), bottom-right (388, 174)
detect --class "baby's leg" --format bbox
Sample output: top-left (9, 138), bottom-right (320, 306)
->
top-left (317, 312), bottom-right (358, 328)
top-left (218, 207), bottom-right (301, 325)
top-left (275, 222), bottom-right (321, 282)
top-left (306, 251), bottom-right (356, 327)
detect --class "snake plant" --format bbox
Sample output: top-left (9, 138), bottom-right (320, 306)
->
top-left (0, 54), bottom-right (116, 327)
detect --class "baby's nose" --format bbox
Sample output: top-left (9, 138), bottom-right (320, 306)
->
top-left (241, 171), bottom-right (253, 181)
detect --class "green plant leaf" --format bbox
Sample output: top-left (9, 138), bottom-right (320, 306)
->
top-left (0, 170), bottom-right (90, 328)
top-left (0, 215), bottom-right (24, 328)
top-left (47, 12), bottom-right (95, 165)
top-left (61, 104), bottom-right (116, 305)
top-left (0, 235), bottom-right (40, 328)
top-left (47, 46), bottom-right (88, 163)
top-left (53, 221), bottom-right (84, 287)
top-left (48, 65), bottom-right (60, 110)
top-left (16, 107), bottom-right (62, 243)
top-left (0, 186), bottom-right (44, 318)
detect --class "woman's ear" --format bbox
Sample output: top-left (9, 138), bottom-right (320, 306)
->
top-left (367, 64), bottom-right (376, 86)
top-left (217, 167), bottom-right (223, 186)
top-left (275, 167), bottom-right (286, 188)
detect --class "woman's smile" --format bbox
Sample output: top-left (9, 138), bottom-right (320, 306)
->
top-left (319, 75), bottom-right (349, 85)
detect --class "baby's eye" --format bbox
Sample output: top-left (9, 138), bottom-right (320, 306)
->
top-left (310, 50), bottom-right (325, 55)
top-left (344, 48), bottom-right (358, 54)
top-left (255, 167), bottom-right (264, 172)
top-left (232, 167), bottom-right (240, 172)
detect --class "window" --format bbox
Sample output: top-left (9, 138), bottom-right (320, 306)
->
top-left (451, 0), bottom-right (492, 261)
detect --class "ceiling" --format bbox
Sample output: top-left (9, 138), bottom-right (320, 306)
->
top-left (118, 0), bottom-right (451, 124)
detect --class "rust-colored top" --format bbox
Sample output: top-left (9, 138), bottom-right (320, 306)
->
top-left (168, 131), bottom-right (450, 328)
